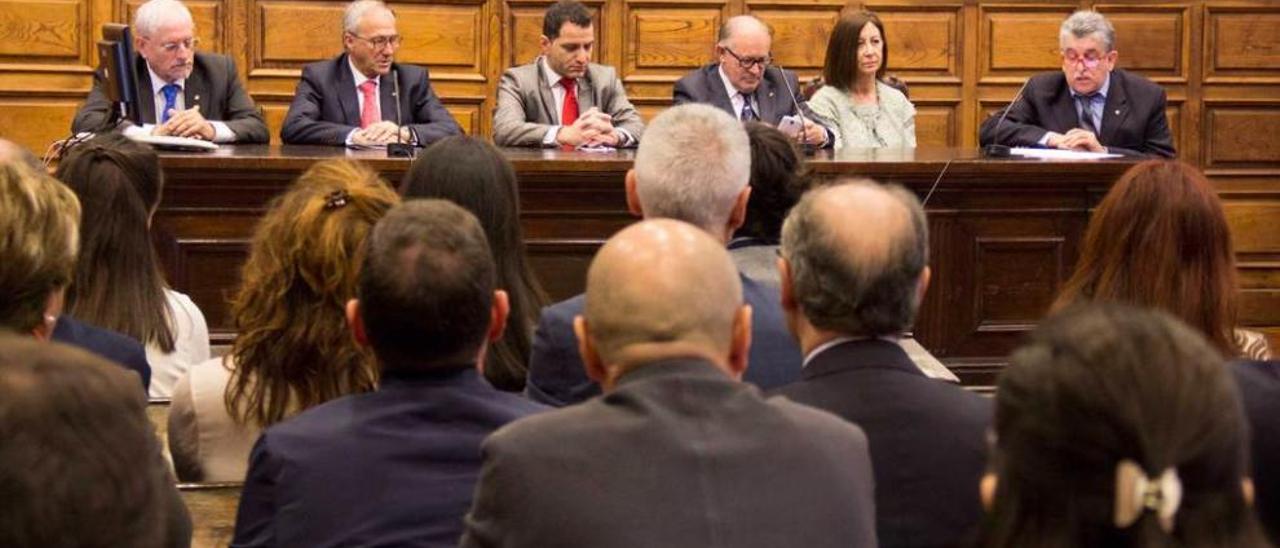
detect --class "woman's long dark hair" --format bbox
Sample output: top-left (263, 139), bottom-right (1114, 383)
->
top-left (55, 133), bottom-right (174, 352)
top-left (400, 136), bottom-right (550, 391)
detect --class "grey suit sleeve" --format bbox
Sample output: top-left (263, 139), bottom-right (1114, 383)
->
top-left (598, 69), bottom-right (644, 146)
top-left (406, 67), bottom-right (462, 145)
top-left (493, 69), bottom-right (555, 147)
top-left (71, 68), bottom-right (119, 134)
top-left (217, 56), bottom-right (269, 144)
top-left (280, 66), bottom-right (353, 145)
top-left (460, 434), bottom-right (527, 548)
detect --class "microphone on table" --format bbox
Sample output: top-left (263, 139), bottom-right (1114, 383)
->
top-left (386, 68), bottom-right (415, 158)
top-left (981, 76), bottom-right (1031, 158)
top-left (770, 63), bottom-right (818, 156)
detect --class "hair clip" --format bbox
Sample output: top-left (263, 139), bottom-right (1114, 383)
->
top-left (1114, 459), bottom-right (1182, 532)
top-left (324, 189), bottom-right (350, 210)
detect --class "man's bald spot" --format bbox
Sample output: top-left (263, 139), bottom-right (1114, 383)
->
top-left (584, 219), bottom-right (743, 361)
top-left (811, 181), bottom-right (915, 286)
top-left (719, 14), bottom-right (771, 46)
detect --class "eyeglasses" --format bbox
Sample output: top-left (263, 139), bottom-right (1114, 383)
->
top-left (350, 33), bottom-right (403, 50)
top-left (723, 47), bottom-right (771, 70)
top-left (1062, 49), bottom-right (1104, 69)
top-left (160, 38), bottom-right (199, 53)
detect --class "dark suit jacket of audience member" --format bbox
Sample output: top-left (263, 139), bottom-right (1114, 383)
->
top-left (524, 273), bottom-right (803, 406)
top-left (978, 68), bottom-right (1175, 158)
top-left (231, 367), bottom-right (546, 548)
top-left (461, 358), bottom-right (878, 548)
top-left (71, 52), bottom-right (269, 143)
top-left (1235, 360), bottom-right (1280, 544)
top-left (772, 339), bottom-right (992, 548)
top-left (280, 53), bottom-right (462, 146)
top-left (673, 63), bottom-right (833, 149)
top-left (52, 315), bottom-right (150, 393)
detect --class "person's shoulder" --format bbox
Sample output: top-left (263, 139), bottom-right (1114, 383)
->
top-left (541, 293), bottom-right (585, 322)
top-left (55, 317), bottom-right (147, 360)
top-left (261, 389), bottom-right (362, 445)
top-left (877, 81), bottom-right (912, 107)
top-left (299, 54), bottom-right (344, 78)
top-left (767, 394), bottom-right (871, 449)
top-left (676, 63), bottom-right (717, 84)
top-left (484, 398), bottom-right (603, 453)
top-left (586, 62), bottom-right (620, 81)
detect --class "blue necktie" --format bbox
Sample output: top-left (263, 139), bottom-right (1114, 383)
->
top-left (740, 93), bottom-right (758, 122)
top-left (160, 84), bottom-right (180, 123)
top-left (1076, 93), bottom-right (1099, 135)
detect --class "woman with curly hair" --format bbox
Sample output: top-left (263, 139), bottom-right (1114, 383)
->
top-left (168, 159), bottom-right (399, 482)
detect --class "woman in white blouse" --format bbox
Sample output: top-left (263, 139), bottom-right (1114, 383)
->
top-left (809, 11), bottom-right (917, 149)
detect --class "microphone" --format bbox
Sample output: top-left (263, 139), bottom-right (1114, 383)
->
top-left (770, 63), bottom-right (817, 155)
top-left (386, 68), bottom-right (414, 158)
top-left (981, 76), bottom-right (1031, 157)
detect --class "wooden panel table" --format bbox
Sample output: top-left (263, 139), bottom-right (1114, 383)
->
top-left (155, 145), bottom-right (1138, 388)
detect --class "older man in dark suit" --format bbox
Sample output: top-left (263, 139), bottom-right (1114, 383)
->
top-left (979, 10), bottom-right (1174, 157)
top-left (771, 180), bottom-right (992, 548)
top-left (72, 0), bottom-right (267, 143)
top-left (673, 15), bottom-right (833, 148)
top-left (231, 200), bottom-right (546, 547)
top-left (524, 104), bottom-right (805, 407)
top-left (280, 0), bottom-right (461, 146)
top-left (461, 217), bottom-right (878, 548)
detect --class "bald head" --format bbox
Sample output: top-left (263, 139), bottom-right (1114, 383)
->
top-left (718, 14), bottom-right (771, 47)
top-left (580, 219), bottom-right (745, 374)
top-left (781, 179), bottom-right (929, 337)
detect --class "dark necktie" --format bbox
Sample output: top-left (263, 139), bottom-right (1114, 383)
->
top-left (740, 93), bottom-right (758, 122)
top-left (560, 77), bottom-right (579, 126)
top-left (160, 83), bottom-right (180, 123)
top-left (1076, 94), bottom-right (1099, 134)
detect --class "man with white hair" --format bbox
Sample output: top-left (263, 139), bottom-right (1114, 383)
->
top-left (461, 219), bottom-right (877, 547)
top-left (673, 14), bottom-right (833, 148)
top-left (281, 0), bottom-right (461, 146)
top-left (979, 10), bottom-right (1174, 157)
top-left (524, 103), bottom-right (805, 406)
top-left (72, 0), bottom-right (268, 143)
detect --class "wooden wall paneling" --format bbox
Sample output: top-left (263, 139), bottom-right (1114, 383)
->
top-left (748, 2), bottom-right (842, 78)
top-left (0, 0), bottom-right (85, 60)
top-left (978, 3), bottom-right (1077, 84)
top-left (621, 0), bottom-right (726, 84)
top-left (504, 0), bottom-right (606, 69)
top-left (0, 98), bottom-right (83, 153)
top-left (866, 3), bottom-right (963, 84)
top-left (1093, 4), bottom-right (1190, 84)
top-left (1202, 101), bottom-right (1280, 171)
top-left (254, 1), bottom-right (344, 69)
top-left (912, 99), bottom-right (957, 147)
top-left (124, 0), bottom-right (223, 51)
top-left (1203, 4), bottom-right (1280, 84)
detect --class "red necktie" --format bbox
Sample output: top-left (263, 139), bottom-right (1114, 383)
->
top-left (359, 80), bottom-right (379, 128)
top-left (560, 77), bottom-right (579, 126)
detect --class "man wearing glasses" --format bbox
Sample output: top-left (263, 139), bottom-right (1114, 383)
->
top-left (979, 10), bottom-right (1175, 157)
top-left (72, 0), bottom-right (268, 143)
top-left (281, 0), bottom-right (461, 147)
top-left (673, 15), bottom-right (833, 149)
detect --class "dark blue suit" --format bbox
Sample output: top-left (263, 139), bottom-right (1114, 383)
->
top-left (771, 339), bottom-right (992, 548)
top-left (231, 367), bottom-right (546, 548)
top-left (1234, 360), bottom-right (1280, 544)
top-left (524, 273), bottom-right (803, 407)
top-left (51, 315), bottom-right (150, 393)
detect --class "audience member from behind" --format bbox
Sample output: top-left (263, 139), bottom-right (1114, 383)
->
top-left (0, 155), bottom-right (151, 391)
top-left (0, 335), bottom-right (191, 547)
top-left (56, 133), bottom-right (210, 398)
top-left (461, 219), bottom-right (877, 547)
top-left (233, 200), bottom-right (546, 547)
top-left (730, 122), bottom-right (809, 287)
top-left (168, 159), bottom-right (399, 482)
top-left (809, 11), bottom-right (916, 149)
top-left (1235, 359), bottom-right (1280, 543)
top-left (400, 136), bottom-right (550, 391)
top-left (979, 303), bottom-right (1270, 548)
top-left (1053, 160), bottom-right (1271, 360)
top-left (771, 180), bottom-right (991, 548)
top-left (525, 103), bottom-right (804, 407)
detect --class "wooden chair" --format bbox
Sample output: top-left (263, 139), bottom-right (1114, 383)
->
top-left (802, 75), bottom-right (911, 101)
top-left (179, 482), bottom-right (243, 548)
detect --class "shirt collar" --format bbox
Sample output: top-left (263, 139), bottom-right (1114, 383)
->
top-left (1070, 72), bottom-right (1111, 99)
top-left (717, 64), bottom-right (748, 102)
top-left (348, 56), bottom-right (378, 87)
top-left (148, 64), bottom-right (183, 95)
top-left (541, 56), bottom-right (573, 88)
top-left (802, 334), bottom-right (902, 368)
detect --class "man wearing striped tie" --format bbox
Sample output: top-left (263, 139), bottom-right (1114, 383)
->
top-left (71, 0), bottom-right (268, 143)
top-left (492, 0), bottom-right (646, 148)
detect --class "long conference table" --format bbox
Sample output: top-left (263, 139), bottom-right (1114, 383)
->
top-left (154, 145), bottom-right (1138, 388)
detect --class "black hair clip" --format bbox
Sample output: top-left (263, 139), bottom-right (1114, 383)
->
top-left (324, 189), bottom-right (350, 210)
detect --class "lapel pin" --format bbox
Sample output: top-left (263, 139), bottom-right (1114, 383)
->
top-left (1114, 109), bottom-right (1120, 115)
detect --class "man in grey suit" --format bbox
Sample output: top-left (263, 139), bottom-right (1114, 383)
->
top-left (460, 216), bottom-right (878, 548)
top-left (492, 0), bottom-right (644, 148)
top-left (673, 15), bottom-right (832, 148)
top-left (771, 180), bottom-right (992, 548)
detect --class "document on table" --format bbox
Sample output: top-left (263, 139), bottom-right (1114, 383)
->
top-left (1009, 147), bottom-right (1121, 160)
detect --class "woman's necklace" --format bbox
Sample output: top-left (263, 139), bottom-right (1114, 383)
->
top-left (849, 83), bottom-right (886, 147)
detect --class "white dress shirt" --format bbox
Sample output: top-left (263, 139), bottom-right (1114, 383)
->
top-left (539, 57), bottom-right (633, 147)
top-left (718, 65), bottom-right (759, 121)
top-left (122, 65), bottom-right (235, 142)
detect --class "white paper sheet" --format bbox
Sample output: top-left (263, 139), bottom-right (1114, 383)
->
top-left (1009, 147), bottom-right (1121, 160)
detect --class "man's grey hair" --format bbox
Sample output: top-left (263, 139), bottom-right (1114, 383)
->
top-left (717, 14), bottom-right (772, 47)
top-left (633, 104), bottom-right (750, 234)
top-left (133, 0), bottom-right (194, 38)
top-left (780, 179), bottom-right (929, 337)
top-left (1060, 10), bottom-right (1115, 52)
top-left (343, 0), bottom-right (393, 35)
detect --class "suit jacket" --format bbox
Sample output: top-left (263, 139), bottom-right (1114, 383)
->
top-left (1234, 360), bottom-right (1280, 544)
top-left (231, 367), bottom-right (546, 548)
top-left (71, 52), bottom-right (269, 143)
top-left (280, 54), bottom-right (462, 146)
top-left (460, 358), bottom-right (878, 548)
top-left (493, 59), bottom-right (645, 147)
top-left (978, 69), bottom-right (1175, 158)
top-left (524, 273), bottom-right (804, 407)
top-left (52, 315), bottom-right (150, 393)
top-left (771, 339), bottom-right (992, 548)
top-left (673, 63), bottom-right (834, 148)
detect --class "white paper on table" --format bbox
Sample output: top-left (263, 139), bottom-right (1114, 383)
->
top-left (576, 144), bottom-right (617, 153)
top-left (1009, 147), bottom-right (1121, 160)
